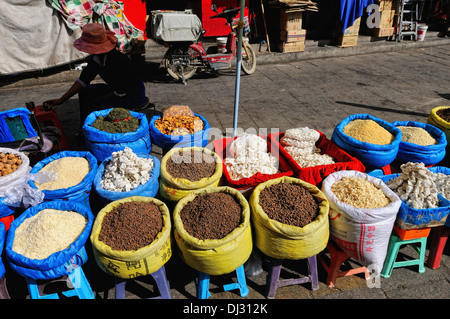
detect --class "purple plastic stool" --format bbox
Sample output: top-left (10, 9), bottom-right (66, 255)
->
top-left (115, 266), bottom-right (171, 299)
top-left (266, 255), bottom-right (319, 299)
top-left (0, 276), bottom-right (10, 299)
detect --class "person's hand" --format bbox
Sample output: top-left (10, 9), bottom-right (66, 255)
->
top-left (43, 98), bottom-right (63, 109)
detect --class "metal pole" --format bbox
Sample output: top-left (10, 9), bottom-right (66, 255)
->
top-left (233, 0), bottom-right (245, 137)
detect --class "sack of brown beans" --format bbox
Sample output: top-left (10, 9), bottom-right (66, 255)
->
top-left (249, 176), bottom-right (329, 260)
top-left (322, 170), bottom-right (402, 273)
top-left (90, 196), bottom-right (172, 279)
top-left (173, 186), bottom-right (252, 276)
top-left (159, 147), bottom-right (223, 202)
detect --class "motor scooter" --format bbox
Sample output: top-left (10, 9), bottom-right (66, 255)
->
top-left (161, 7), bottom-right (256, 84)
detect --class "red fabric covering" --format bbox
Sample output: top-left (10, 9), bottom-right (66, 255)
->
top-left (0, 215), bottom-right (14, 231)
top-left (212, 135), bottom-right (294, 188)
top-left (121, 0), bottom-right (148, 39)
top-left (268, 131), bottom-right (366, 186)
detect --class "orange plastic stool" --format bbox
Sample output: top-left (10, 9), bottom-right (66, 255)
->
top-left (427, 225), bottom-right (449, 269)
top-left (318, 241), bottom-right (370, 287)
top-left (30, 104), bottom-right (70, 150)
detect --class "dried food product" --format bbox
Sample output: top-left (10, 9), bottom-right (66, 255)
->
top-left (385, 162), bottom-right (450, 208)
top-left (100, 147), bottom-right (154, 192)
top-left (259, 183), bottom-right (319, 227)
top-left (343, 119), bottom-right (394, 145)
top-left (281, 127), bottom-right (335, 168)
top-left (331, 176), bottom-right (391, 209)
top-left (92, 108), bottom-right (140, 133)
top-left (166, 148), bottom-right (216, 182)
top-left (98, 201), bottom-right (163, 251)
top-left (12, 209), bottom-right (87, 260)
top-left (224, 134), bottom-right (279, 180)
top-left (35, 157), bottom-right (89, 191)
top-left (436, 107), bottom-right (450, 123)
top-left (162, 105), bottom-right (194, 117)
top-left (155, 115), bottom-right (203, 136)
top-left (397, 126), bottom-right (436, 146)
top-left (0, 152), bottom-right (22, 177)
top-left (180, 192), bottom-right (242, 240)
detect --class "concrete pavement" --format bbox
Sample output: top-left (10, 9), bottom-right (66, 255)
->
top-left (0, 31), bottom-right (449, 306)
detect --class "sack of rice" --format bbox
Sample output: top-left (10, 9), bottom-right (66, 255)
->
top-left (322, 170), bottom-right (402, 273)
top-left (5, 200), bottom-right (93, 280)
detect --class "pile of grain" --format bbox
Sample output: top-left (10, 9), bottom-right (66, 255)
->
top-left (397, 126), bottom-right (436, 146)
top-left (436, 107), bottom-right (450, 123)
top-left (35, 157), bottom-right (89, 191)
top-left (331, 177), bottom-right (391, 209)
top-left (12, 209), bottom-right (87, 260)
top-left (167, 149), bottom-right (216, 182)
top-left (92, 108), bottom-right (140, 133)
top-left (343, 119), bottom-right (394, 145)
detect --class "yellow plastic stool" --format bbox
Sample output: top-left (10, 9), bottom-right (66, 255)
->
top-left (381, 233), bottom-right (427, 278)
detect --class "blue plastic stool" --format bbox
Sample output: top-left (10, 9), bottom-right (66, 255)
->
top-left (381, 233), bottom-right (427, 278)
top-left (196, 265), bottom-right (249, 299)
top-left (114, 266), bottom-right (171, 299)
top-left (26, 266), bottom-right (94, 299)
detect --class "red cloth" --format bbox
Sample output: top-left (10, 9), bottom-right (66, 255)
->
top-left (212, 136), bottom-right (294, 188)
top-left (0, 215), bottom-right (14, 231)
top-left (268, 131), bottom-right (366, 186)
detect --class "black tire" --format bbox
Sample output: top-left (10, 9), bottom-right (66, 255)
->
top-left (241, 42), bottom-right (256, 75)
top-left (163, 47), bottom-right (198, 82)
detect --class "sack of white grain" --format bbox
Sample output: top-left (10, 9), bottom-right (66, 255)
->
top-left (28, 151), bottom-right (98, 208)
top-left (380, 164), bottom-right (450, 229)
top-left (392, 121), bottom-right (447, 166)
top-left (322, 170), bottom-right (402, 272)
top-left (82, 108), bottom-right (152, 162)
top-left (0, 148), bottom-right (32, 218)
top-left (331, 114), bottom-right (402, 170)
top-left (93, 148), bottom-right (160, 204)
top-left (159, 147), bottom-right (223, 201)
top-left (5, 200), bottom-right (93, 280)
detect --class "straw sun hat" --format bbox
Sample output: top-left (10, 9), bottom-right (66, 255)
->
top-left (74, 23), bottom-right (118, 54)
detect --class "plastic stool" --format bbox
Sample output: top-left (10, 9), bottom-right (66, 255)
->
top-left (26, 266), bottom-right (94, 299)
top-left (427, 225), bottom-right (449, 269)
top-left (114, 265), bottom-right (171, 299)
top-left (196, 265), bottom-right (249, 299)
top-left (318, 241), bottom-right (369, 287)
top-left (381, 233), bottom-right (427, 278)
top-left (266, 255), bottom-right (319, 299)
top-left (0, 276), bottom-right (10, 299)
top-left (31, 104), bottom-right (70, 150)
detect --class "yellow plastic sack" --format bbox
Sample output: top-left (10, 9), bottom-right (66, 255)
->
top-left (428, 106), bottom-right (450, 165)
top-left (249, 176), bottom-right (329, 260)
top-left (173, 186), bottom-right (252, 275)
top-left (90, 196), bottom-right (172, 279)
top-left (159, 147), bottom-right (223, 201)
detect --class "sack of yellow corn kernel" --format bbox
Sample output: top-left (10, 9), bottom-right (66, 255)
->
top-left (427, 106), bottom-right (450, 165)
top-left (149, 113), bottom-right (210, 153)
top-left (249, 176), bottom-right (329, 260)
top-left (159, 147), bottom-right (223, 201)
top-left (90, 196), bottom-right (172, 279)
top-left (173, 186), bottom-right (252, 275)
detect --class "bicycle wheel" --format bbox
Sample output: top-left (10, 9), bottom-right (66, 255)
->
top-left (241, 42), bottom-right (256, 75)
top-left (163, 47), bottom-right (199, 82)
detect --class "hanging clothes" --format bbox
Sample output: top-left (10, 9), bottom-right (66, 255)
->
top-left (47, 0), bottom-right (144, 53)
top-left (340, 0), bottom-right (374, 32)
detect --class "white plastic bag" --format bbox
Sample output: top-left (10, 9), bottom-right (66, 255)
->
top-left (322, 170), bottom-right (401, 273)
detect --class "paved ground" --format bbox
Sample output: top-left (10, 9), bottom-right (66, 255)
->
top-left (0, 34), bottom-right (449, 308)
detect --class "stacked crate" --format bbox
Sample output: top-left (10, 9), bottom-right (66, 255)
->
top-left (336, 17), bottom-right (361, 47)
top-left (368, 0), bottom-right (396, 37)
top-left (278, 9), bottom-right (306, 53)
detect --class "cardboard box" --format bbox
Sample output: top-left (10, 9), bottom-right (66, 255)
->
top-left (280, 9), bottom-right (303, 31)
top-left (342, 17), bottom-right (361, 37)
top-left (337, 34), bottom-right (358, 47)
top-left (379, 10), bottom-right (395, 28)
top-left (369, 26), bottom-right (394, 37)
top-left (375, 0), bottom-right (393, 11)
top-left (280, 29), bottom-right (306, 42)
top-left (278, 41), bottom-right (305, 53)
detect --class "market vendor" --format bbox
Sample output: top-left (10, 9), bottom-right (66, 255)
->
top-left (43, 23), bottom-right (150, 128)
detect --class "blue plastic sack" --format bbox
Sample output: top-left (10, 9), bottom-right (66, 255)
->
top-left (5, 200), bottom-right (93, 280)
top-left (0, 199), bottom-right (15, 219)
top-left (392, 121), bottom-right (447, 166)
top-left (28, 151), bottom-right (98, 208)
top-left (93, 153), bottom-right (160, 204)
top-left (0, 223), bottom-right (5, 278)
top-left (331, 113), bottom-right (402, 169)
top-left (380, 166), bottom-right (450, 229)
top-left (149, 113), bottom-right (210, 152)
top-left (82, 108), bottom-right (151, 162)
top-left (0, 108), bottom-right (37, 143)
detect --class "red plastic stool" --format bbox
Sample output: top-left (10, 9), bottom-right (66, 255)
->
top-left (318, 241), bottom-right (370, 287)
top-left (0, 215), bottom-right (14, 231)
top-left (427, 225), bottom-right (449, 269)
top-left (28, 103), bottom-right (70, 151)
